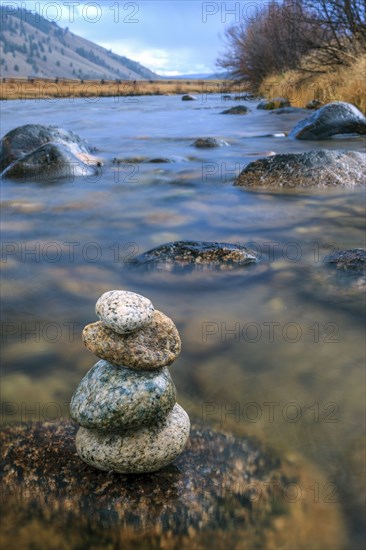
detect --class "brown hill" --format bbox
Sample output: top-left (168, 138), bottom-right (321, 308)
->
top-left (0, 5), bottom-right (158, 80)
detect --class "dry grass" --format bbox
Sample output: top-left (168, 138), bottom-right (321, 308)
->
top-left (0, 77), bottom-right (230, 100)
top-left (259, 55), bottom-right (366, 113)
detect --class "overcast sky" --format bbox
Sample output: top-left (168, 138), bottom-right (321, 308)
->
top-left (2, 1), bottom-right (268, 75)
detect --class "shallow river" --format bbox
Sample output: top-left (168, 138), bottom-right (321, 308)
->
top-left (1, 94), bottom-right (365, 548)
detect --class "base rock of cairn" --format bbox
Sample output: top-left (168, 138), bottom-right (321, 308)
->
top-left (70, 290), bottom-right (190, 473)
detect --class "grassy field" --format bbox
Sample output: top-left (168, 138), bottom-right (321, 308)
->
top-left (259, 55), bottom-right (366, 113)
top-left (0, 77), bottom-right (233, 100)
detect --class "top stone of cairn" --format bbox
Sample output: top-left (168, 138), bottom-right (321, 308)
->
top-left (96, 290), bottom-right (155, 334)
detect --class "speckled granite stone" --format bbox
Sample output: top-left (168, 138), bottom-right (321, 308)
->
top-left (76, 403), bottom-right (190, 473)
top-left (70, 360), bottom-right (176, 432)
top-left (0, 421), bottom-right (347, 550)
top-left (96, 290), bottom-right (154, 334)
top-left (82, 310), bottom-right (181, 370)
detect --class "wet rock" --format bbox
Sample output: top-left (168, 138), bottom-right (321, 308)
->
top-left (290, 102), bottom-right (366, 139)
top-left (257, 97), bottom-right (290, 110)
top-left (82, 311), bottom-right (181, 370)
top-left (181, 94), bottom-right (196, 101)
top-left (113, 156), bottom-right (147, 164)
top-left (0, 421), bottom-right (347, 549)
top-left (269, 107), bottom-right (308, 115)
top-left (221, 105), bottom-right (249, 115)
top-left (70, 360), bottom-right (176, 432)
top-left (1, 142), bottom-right (96, 180)
top-left (131, 241), bottom-right (259, 268)
top-left (191, 137), bottom-right (227, 148)
top-left (234, 93), bottom-right (258, 101)
top-left (306, 99), bottom-right (324, 110)
top-left (234, 150), bottom-right (366, 189)
top-left (324, 248), bottom-right (366, 273)
top-left (96, 290), bottom-right (154, 334)
top-left (0, 123), bottom-right (93, 172)
top-left (76, 404), bottom-right (190, 473)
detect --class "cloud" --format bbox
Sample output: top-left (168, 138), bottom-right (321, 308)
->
top-left (99, 40), bottom-right (213, 75)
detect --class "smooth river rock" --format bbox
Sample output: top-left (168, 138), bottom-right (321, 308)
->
top-left (76, 403), bottom-right (190, 473)
top-left (131, 240), bottom-right (259, 267)
top-left (221, 105), bottom-right (249, 115)
top-left (290, 101), bottom-right (366, 139)
top-left (95, 290), bottom-right (155, 334)
top-left (0, 421), bottom-right (347, 549)
top-left (234, 150), bottom-right (366, 189)
top-left (0, 123), bottom-right (93, 172)
top-left (82, 310), bottom-right (181, 369)
top-left (191, 137), bottom-right (226, 148)
top-left (324, 248), bottom-right (366, 272)
top-left (1, 142), bottom-right (96, 180)
top-left (70, 360), bottom-right (176, 432)
top-left (257, 97), bottom-right (290, 110)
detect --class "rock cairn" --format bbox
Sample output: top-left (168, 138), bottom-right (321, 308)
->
top-left (70, 290), bottom-right (190, 473)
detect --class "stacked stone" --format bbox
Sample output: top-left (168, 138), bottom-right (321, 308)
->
top-left (70, 290), bottom-right (190, 474)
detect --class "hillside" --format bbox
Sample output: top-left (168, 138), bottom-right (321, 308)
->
top-left (0, 5), bottom-right (158, 80)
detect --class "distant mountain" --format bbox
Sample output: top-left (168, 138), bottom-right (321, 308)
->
top-left (0, 5), bottom-right (158, 80)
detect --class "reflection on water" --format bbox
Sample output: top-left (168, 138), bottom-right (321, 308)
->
top-left (1, 95), bottom-right (365, 548)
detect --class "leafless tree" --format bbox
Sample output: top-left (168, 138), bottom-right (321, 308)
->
top-left (217, 0), bottom-right (366, 87)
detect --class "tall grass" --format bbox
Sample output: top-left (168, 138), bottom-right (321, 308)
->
top-left (259, 55), bottom-right (366, 113)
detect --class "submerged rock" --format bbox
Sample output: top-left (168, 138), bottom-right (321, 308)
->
top-left (130, 241), bottom-right (259, 268)
top-left (324, 249), bottom-right (366, 272)
top-left (306, 99), bottom-right (324, 110)
top-left (0, 123), bottom-right (93, 172)
top-left (70, 360), bottom-right (176, 432)
top-left (269, 107), bottom-right (308, 115)
top-left (76, 404), bottom-right (190, 473)
top-left (0, 421), bottom-right (347, 549)
top-left (82, 311), bottom-right (181, 369)
top-left (290, 102), bottom-right (366, 139)
top-left (1, 142), bottom-right (96, 180)
top-left (191, 137), bottom-right (226, 148)
top-left (257, 97), bottom-right (290, 110)
top-left (234, 150), bottom-right (366, 189)
top-left (221, 105), bottom-right (249, 115)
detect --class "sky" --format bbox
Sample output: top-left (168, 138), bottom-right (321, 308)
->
top-left (1, 0), bottom-right (268, 75)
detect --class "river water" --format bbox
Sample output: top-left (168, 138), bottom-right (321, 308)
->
top-left (1, 94), bottom-right (365, 548)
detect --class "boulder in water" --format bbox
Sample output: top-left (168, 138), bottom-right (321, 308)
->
top-left (234, 150), bottom-right (366, 189)
top-left (290, 102), bottom-right (366, 139)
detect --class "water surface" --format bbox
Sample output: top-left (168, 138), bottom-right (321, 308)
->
top-left (1, 94), bottom-right (365, 548)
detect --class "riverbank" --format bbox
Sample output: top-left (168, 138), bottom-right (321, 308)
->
top-left (259, 55), bottom-right (366, 113)
top-left (0, 77), bottom-right (230, 100)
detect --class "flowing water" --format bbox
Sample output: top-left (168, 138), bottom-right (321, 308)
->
top-left (1, 94), bottom-right (365, 548)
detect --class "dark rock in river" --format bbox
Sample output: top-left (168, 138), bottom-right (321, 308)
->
top-left (324, 249), bottom-right (366, 273)
top-left (234, 150), bottom-right (366, 189)
top-left (234, 93), bottom-right (258, 101)
top-left (191, 137), bottom-right (226, 148)
top-left (269, 107), bottom-right (308, 115)
top-left (221, 105), bottom-right (249, 115)
top-left (181, 94), bottom-right (196, 101)
top-left (0, 124), bottom-right (93, 172)
top-left (130, 241), bottom-right (259, 268)
top-left (306, 99), bottom-right (324, 110)
top-left (257, 97), bottom-right (290, 110)
top-left (1, 142), bottom-right (96, 180)
top-left (0, 421), bottom-right (347, 549)
top-left (290, 102), bottom-right (366, 139)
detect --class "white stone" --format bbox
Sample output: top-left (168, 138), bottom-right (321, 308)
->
top-left (75, 403), bottom-right (190, 473)
top-left (95, 290), bottom-right (154, 334)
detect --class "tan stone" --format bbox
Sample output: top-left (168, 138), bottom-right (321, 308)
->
top-left (82, 310), bottom-right (181, 370)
